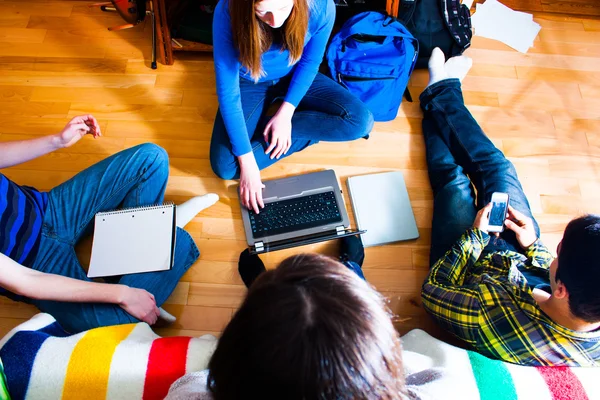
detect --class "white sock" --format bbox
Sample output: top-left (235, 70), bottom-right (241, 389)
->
top-left (445, 54), bottom-right (473, 82)
top-left (427, 47), bottom-right (449, 87)
top-left (159, 307), bottom-right (176, 323)
top-left (427, 47), bottom-right (473, 87)
top-left (152, 307), bottom-right (177, 328)
top-left (176, 193), bottom-right (219, 228)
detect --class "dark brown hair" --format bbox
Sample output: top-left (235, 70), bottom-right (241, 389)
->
top-left (556, 214), bottom-right (600, 322)
top-left (229, 0), bottom-right (309, 81)
top-left (208, 254), bottom-right (406, 400)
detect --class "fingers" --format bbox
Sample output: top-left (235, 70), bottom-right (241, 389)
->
top-left (257, 184), bottom-right (265, 209)
top-left (242, 187), bottom-right (250, 210)
top-left (504, 219), bottom-right (522, 234)
top-left (71, 123), bottom-right (91, 133)
top-left (264, 122), bottom-right (275, 155)
top-left (263, 120), bottom-right (272, 140)
top-left (272, 138), bottom-right (286, 159)
top-left (249, 190), bottom-right (260, 215)
top-left (70, 115), bottom-right (101, 137)
top-left (480, 202), bottom-right (492, 217)
top-left (507, 205), bottom-right (528, 224)
top-left (265, 137), bottom-right (277, 156)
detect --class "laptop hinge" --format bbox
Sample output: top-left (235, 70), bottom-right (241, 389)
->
top-left (336, 226), bottom-right (345, 235)
top-left (254, 241), bottom-right (265, 253)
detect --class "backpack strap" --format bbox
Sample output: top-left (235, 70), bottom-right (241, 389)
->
top-left (440, 0), bottom-right (472, 53)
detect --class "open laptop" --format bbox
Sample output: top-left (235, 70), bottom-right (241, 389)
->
top-left (240, 170), bottom-right (364, 254)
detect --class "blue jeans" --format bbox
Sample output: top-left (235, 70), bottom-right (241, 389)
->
top-left (421, 80), bottom-right (540, 266)
top-left (210, 73), bottom-right (374, 179)
top-left (26, 144), bottom-right (199, 333)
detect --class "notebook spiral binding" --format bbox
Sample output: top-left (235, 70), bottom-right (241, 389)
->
top-left (96, 202), bottom-right (174, 217)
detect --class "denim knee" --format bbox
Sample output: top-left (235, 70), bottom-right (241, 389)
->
top-left (132, 143), bottom-right (170, 176)
top-left (345, 101), bottom-right (375, 140)
top-left (210, 152), bottom-right (239, 180)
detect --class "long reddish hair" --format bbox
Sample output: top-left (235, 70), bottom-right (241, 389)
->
top-left (229, 0), bottom-right (310, 81)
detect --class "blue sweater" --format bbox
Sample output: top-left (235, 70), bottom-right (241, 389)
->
top-left (212, 0), bottom-right (336, 157)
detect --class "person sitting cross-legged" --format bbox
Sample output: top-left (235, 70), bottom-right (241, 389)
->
top-left (420, 48), bottom-right (600, 366)
top-left (0, 115), bottom-right (218, 333)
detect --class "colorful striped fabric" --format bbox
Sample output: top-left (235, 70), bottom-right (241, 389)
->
top-left (0, 314), bottom-right (217, 400)
top-left (2, 314), bottom-right (599, 400)
top-left (402, 329), bottom-right (600, 400)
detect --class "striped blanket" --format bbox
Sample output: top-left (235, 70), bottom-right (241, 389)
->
top-left (0, 314), bottom-right (598, 400)
top-left (0, 314), bottom-right (217, 400)
top-left (402, 330), bottom-right (600, 400)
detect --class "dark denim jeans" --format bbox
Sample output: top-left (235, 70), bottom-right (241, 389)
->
top-left (420, 79), bottom-right (540, 266)
top-left (24, 144), bottom-right (199, 333)
top-left (210, 73), bottom-right (374, 179)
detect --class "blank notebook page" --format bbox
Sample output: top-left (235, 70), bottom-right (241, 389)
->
top-left (88, 204), bottom-right (175, 278)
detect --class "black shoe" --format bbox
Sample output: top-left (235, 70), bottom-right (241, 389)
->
top-left (339, 235), bottom-right (365, 267)
top-left (238, 249), bottom-right (266, 289)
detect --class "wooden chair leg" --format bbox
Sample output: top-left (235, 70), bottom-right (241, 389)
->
top-left (147, 9), bottom-right (157, 69)
top-left (152, 0), bottom-right (174, 65)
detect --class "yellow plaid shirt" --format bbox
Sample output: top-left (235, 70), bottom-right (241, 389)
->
top-left (422, 228), bottom-right (600, 367)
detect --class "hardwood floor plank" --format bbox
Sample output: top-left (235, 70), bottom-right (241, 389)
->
top-left (539, 29), bottom-right (600, 44)
top-left (0, 56), bottom-right (35, 71)
top-left (0, 1), bottom-right (73, 18)
top-left (0, 101), bottom-right (70, 117)
top-left (0, 27), bottom-right (46, 43)
top-left (0, 71), bottom-right (156, 88)
top-left (105, 120), bottom-right (211, 139)
top-left (180, 260), bottom-right (244, 285)
top-left (187, 283), bottom-right (246, 309)
top-left (583, 20), bottom-right (600, 31)
top-left (68, 104), bottom-right (216, 122)
top-left (161, 304), bottom-right (233, 333)
top-left (516, 65), bottom-right (600, 85)
top-left (163, 282), bottom-right (190, 306)
top-left (0, 85), bottom-right (33, 102)
top-left (468, 48), bottom-right (600, 72)
top-left (0, 14), bottom-right (30, 29)
top-left (31, 85), bottom-right (183, 105)
top-left (33, 57), bottom-right (127, 73)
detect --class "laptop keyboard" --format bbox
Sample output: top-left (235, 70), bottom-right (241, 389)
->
top-left (249, 191), bottom-right (342, 239)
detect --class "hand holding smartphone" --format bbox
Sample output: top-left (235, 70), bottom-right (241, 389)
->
top-left (487, 192), bottom-right (509, 233)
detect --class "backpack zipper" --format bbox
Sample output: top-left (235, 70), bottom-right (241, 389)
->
top-left (338, 73), bottom-right (395, 83)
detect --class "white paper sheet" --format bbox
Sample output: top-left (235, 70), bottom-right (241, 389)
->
top-left (471, 0), bottom-right (541, 53)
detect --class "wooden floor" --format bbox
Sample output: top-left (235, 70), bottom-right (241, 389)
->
top-left (0, 1), bottom-right (599, 340)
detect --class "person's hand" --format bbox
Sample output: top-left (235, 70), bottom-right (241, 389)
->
top-left (238, 153), bottom-right (265, 214)
top-left (504, 205), bottom-right (538, 249)
top-left (473, 202), bottom-right (493, 233)
top-left (263, 102), bottom-right (294, 160)
top-left (118, 286), bottom-right (160, 325)
top-left (55, 115), bottom-right (101, 148)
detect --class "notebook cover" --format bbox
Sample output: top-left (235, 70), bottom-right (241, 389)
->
top-left (88, 204), bottom-right (176, 278)
top-left (347, 172), bottom-right (419, 247)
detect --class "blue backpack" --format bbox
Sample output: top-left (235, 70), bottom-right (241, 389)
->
top-left (327, 12), bottom-right (419, 122)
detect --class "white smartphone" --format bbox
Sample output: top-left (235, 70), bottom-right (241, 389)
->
top-left (487, 192), bottom-right (509, 233)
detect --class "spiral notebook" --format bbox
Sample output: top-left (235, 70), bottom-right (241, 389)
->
top-left (88, 204), bottom-right (177, 278)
